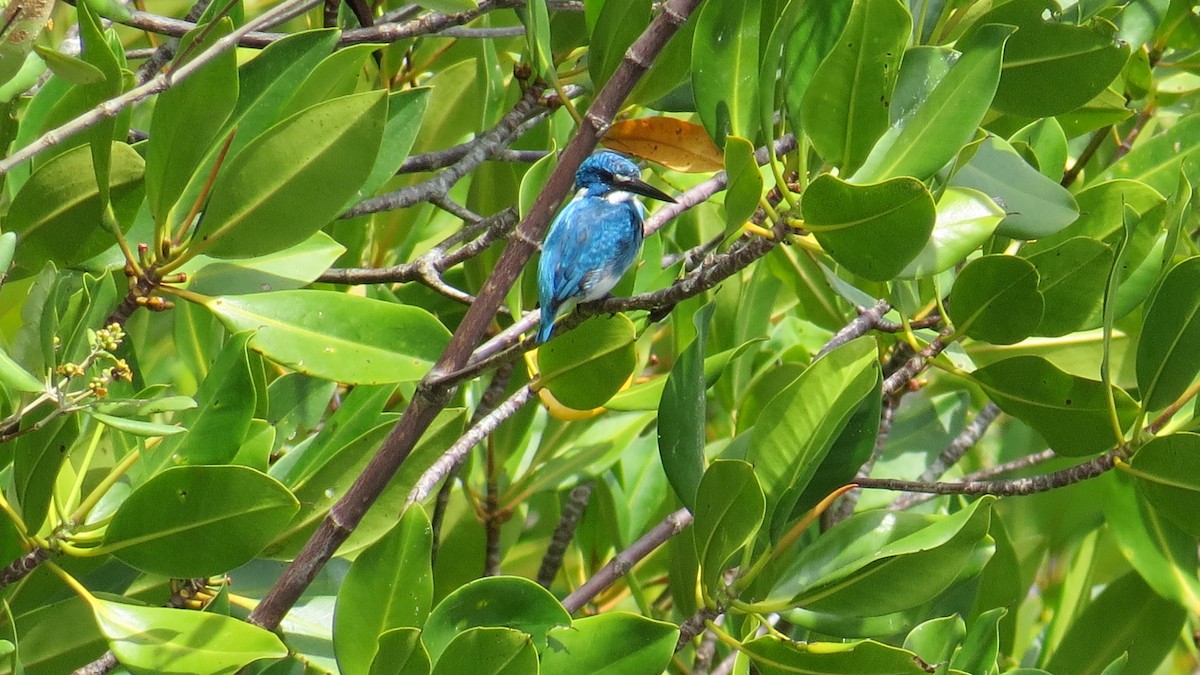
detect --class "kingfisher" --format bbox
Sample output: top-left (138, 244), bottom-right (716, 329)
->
top-left (536, 151), bottom-right (675, 343)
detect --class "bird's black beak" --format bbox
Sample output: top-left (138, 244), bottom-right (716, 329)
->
top-left (621, 177), bottom-right (676, 203)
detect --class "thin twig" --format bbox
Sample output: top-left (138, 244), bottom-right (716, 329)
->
top-left (917, 402), bottom-right (1003, 483)
top-left (1061, 125), bottom-right (1113, 188)
top-left (893, 448), bottom-right (1059, 509)
top-left (816, 299), bottom-right (890, 358)
top-left (562, 507), bottom-right (693, 613)
top-left (482, 435), bottom-right (502, 577)
top-left (882, 331), bottom-right (952, 396)
top-left (536, 481), bottom-right (594, 588)
top-left (676, 607), bottom-right (721, 652)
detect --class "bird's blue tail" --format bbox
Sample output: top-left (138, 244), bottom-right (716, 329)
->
top-left (536, 306), bottom-right (555, 343)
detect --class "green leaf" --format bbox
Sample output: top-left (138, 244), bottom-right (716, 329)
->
top-left (7, 142), bottom-right (144, 278)
top-left (691, 0), bottom-right (760, 145)
top-left (723, 136), bottom-right (763, 231)
top-left (193, 90), bottom-right (388, 258)
top-left (32, 45), bottom-right (103, 84)
top-left (741, 636), bottom-right (930, 674)
top-left (422, 576), bottom-right (570, 662)
top-left (199, 290), bottom-right (451, 385)
top-left (143, 331), bottom-right (256, 471)
top-left (0, 345), bottom-right (43, 394)
top-left (1101, 115), bottom-right (1200, 194)
top-left (971, 355), bottom-right (1136, 456)
top-left (336, 506), bottom-right (434, 675)
top-left (370, 628), bottom-right (431, 675)
top-left (898, 187), bottom-right (1005, 279)
top-left (94, 599), bottom-right (287, 673)
top-left (693, 459), bottom-right (765, 595)
top-left (524, 0), bottom-right (554, 79)
top-left (962, 0), bottom-right (1130, 118)
top-left (588, 0), bottom-right (650, 93)
top-left (83, 411), bottom-right (184, 437)
top-left (1025, 237), bottom-right (1115, 337)
top-left (1103, 471), bottom-right (1200, 614)
top-left (1137, 256), bottom-right (1200, 411)
top-left (745, 336), bottom-right (879, 535)
top-left (777, 0), bottom-right (852, 136)
top-left (947, 255), bottom-right (1044, 345)
top-left (802, 173), bottom-right (935, 281)
top-left (949, 135), bottom-right (1079, 239)
top-left (519, 143), bottom-right (557, 222)
top-left (801, 0), bottom-right (909, 173)
top-left (607, 340), bottom-right (759, 411)
top-left (430, 627), bottom-right (537, 675)
top-left (103, 465), bottom-right (300, 577)
top-left (183, 231), bottom-right (347, 296)
top-left (769, 497), bottom-right (994, 615)
top-left (537, 314), bottom-right (638, 410)
top-left (355, 88), bottom-right (431, 204)
top-left (1010, 117), bottom-right (1068, 182)
top-left (657, 303), bottom-right (715, 509)
top-left (146, 18), bottom-right (238, 226)
top-left (1043, 571), bottom-right (1184, 675)
top-left (889, 46), bottom-right (956, 126)
top-left (1129, 433), bottom-right (1200, 538)
top-left (903, 615), bottom-right (965, 670)
top-left (952, 607), bottom-right (1005, 674)
top-left (851, 23), bottom-right (1014, 183)
top-left (14, 409), bottom-right (80, 532)
top-left (542, 613), bottom-right (679, 674)
top-left (283, 43), bottom-right (382, 117)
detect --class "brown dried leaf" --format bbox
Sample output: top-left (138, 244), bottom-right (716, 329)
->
top-left (602, 117), bottom-right (724, 173)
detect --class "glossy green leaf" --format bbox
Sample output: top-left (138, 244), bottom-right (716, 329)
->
top-left (1098, 114), bottom-right (1200, 194)
top-left (284, 43), bottom-right (382, 117)
top-left (524, 0), bottom-right (554, 78)
top-left (1103, 471), bottom-right (1200, 613)
top-left (803, 173), bottom-right (935, 281)
top-left (1010, 117), bottom-right (1068, 182)
top-left (889, 46), bottom-right (955, 126)
top-left (537, 313), bottom-right (637, 410)
top-left (0, 0), bottom-right (54, 88)
top-left (1057, 86), bottom-right (1132, 138)
top-left (33, 46), bottom-right (103, 84)
top-left (7, 142), bottom-right (144, 278)
top-left (851, 24), bottom-right (1013, 183)
top-left (356, 88), bottom-right (431, 204)
top-left (607, 341), bottom-right (758, 411)
top-left (104, 465), bottom-right (300, 577)
top-left (370, 628), bottom-right (431, 675)
top-left (972, 356), bottom-right (1136, 456)
top-left (1034, 179), bottom-right (1163, 251)
top-left (200, 290), bottom-right (450, 385)
top-left (193, 90), bottom-right (387, 258)
top-left (0, 345), bottom-right (42, 393)
top-left (952, 608), bottom-right (1005, 674)
top-left (1137, 256), bottom-right (1200, 411)
top-left (430, 627), bottom-right (536, 675)
top-left (947, 255), bottom-right (1044, 345)
top-left (183, 231), bottom-right (347, 296)
top-left (146, 18), bottom-right (237, 226)
top-left (898, 187), bottom-right (1004, 279)
top-left (422, 576), bottom-right (569, 662)
top-left (742, 635), bottom-right (930, 674)
top-left (745, 336), bottom-right (879, 535)
top-left (518, 142), bottom-right (557, 220)
top-left (963, 0), bottom-right (1130, 118)
top-left (691, 0), bottom-right (760, 144)
top-left (801, 0), bottom-right (909, 173)
top-left (1043, 571), bottom-right (1184, 675)
top-left (336, 506), bottom-right (434, 675)
top-left (1129, 433), bottom-right (1200, 538)
top-left (94, 599), bottom-right (287, 673)
top-left (74, 0), bottom-right (124, 207)
top-left (13, 409), bottom-right (79, 532)
top-left (770, 497), bottom-right (994, 615)
top-left (542, 612), bottom-right (678, 674)
top-left (949, 135), bottom-right (1079, 239)
top-left (588, 0), bottom-right (650, 93)
top-left (657, 303), bottom-right (715, 509)
top-left (84, 410), bottom-right (184, 437)
top-left (723, 136), bottom-right (763, 230)
top-left (1025, 237), bottom-right (1114, 337)
top-left (903, 615), bottom-right (965, 670)
top-left (144, 331), bottom-right (256, 472)
top-left (778, 0), bottom-right (852, 135)
top-left (693, 460), bottom-right (765, 595)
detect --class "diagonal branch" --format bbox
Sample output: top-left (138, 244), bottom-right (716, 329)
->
top-left (245, 0), bottom-right (705, 631)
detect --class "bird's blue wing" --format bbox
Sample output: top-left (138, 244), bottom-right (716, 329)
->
top-left (539, 196), bottom-right (642, 310)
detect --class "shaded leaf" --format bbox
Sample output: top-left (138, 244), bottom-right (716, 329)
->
top-left (691, 0), bottom-right (760, 145)
top-left (693, 459), bottom-right (765, 595)
top-left (947, 255), bottom-right (1044, 345)
top-left (657, 303), bottom-right (715, 509)
top-left (538, 314), bottom-right (638, 411)
top-left (422, 576), bottom-right (569, 662)
top-left (1136, 256), bottom-right (1200, 410)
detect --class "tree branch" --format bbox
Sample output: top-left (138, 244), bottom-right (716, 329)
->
top-left (562, 507), bottom-right (693, 613)
top-left (536, 481), bottom-right (594, 588)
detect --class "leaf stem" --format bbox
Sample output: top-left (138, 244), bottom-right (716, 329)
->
top-left (70, 443), bottom-right (147, 524)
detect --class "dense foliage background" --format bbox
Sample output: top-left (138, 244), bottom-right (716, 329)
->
top-left (0, 0), bottom-right (1198, 672)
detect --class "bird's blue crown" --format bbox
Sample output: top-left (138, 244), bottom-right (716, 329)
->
top-left (574, 151), bottom-right (644, 195)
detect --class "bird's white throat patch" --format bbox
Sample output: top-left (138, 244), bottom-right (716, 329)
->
top-left (604, 190), bottom-right (634, 204)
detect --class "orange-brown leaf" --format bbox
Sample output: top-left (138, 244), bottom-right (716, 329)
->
top-left (602, 118), bottom-right (724, 173)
